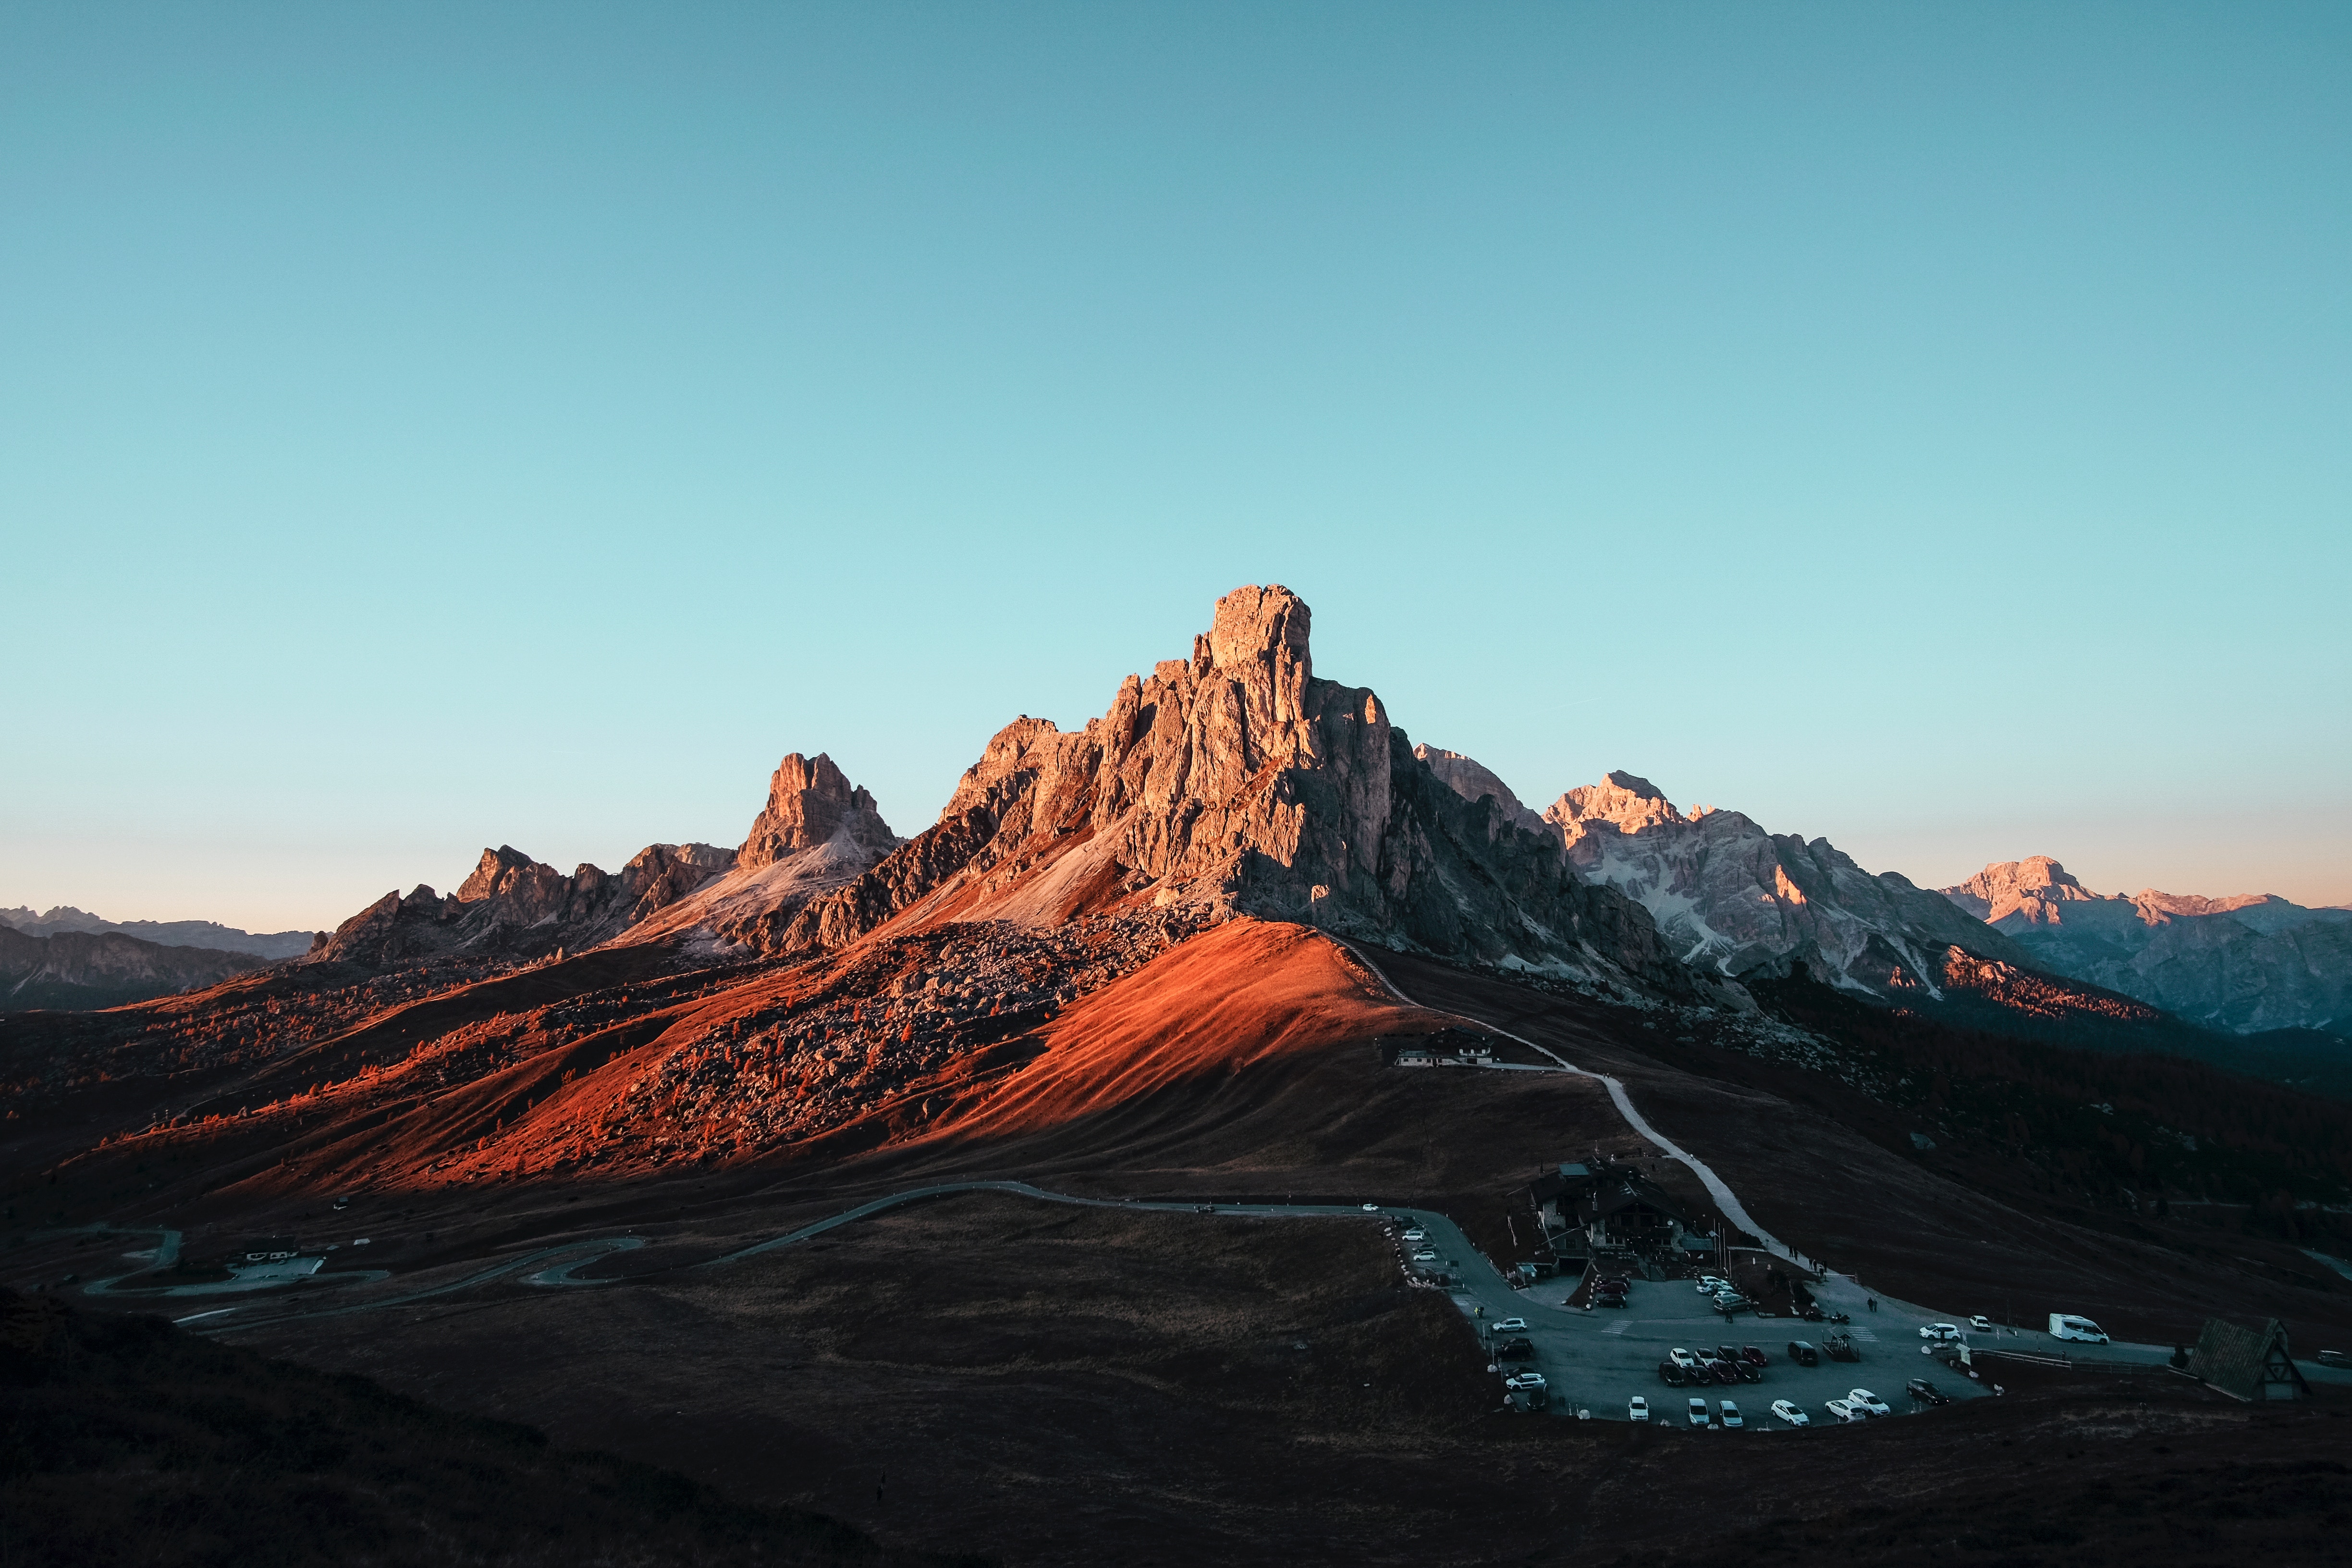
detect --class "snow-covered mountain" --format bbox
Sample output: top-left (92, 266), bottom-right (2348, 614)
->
top-left (1409, 762), bottom-right (2027, 996)
top-left (1534, 771), bottom-right (2026, 992)
top-left (1940, 857), bottom-right (2352, 1034)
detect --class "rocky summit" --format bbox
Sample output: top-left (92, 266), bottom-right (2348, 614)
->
top-left (621, 752), bottom-right (903, 953)
top-left (1940, 858), bottom-right (2352, 1034)
top-left (763, 586), bottom-right (1687, 988)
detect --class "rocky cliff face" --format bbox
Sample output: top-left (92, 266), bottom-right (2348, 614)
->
top-left (0, 925), bottom-right (270, 1010)
top-left (1938, 859), bottom-right (2352, 1034)
top-left (758, 586), bottom-right (1689, 988)
top-left (1438, 768), bottom-right (2036, 995)
top-left (1411, 745), bottom-right (1547, 833)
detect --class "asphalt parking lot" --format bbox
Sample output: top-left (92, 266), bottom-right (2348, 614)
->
top-left (1457, 1270), bottom-right (1998, 1424)
top-left (1125, 1198), bottom-right (2351, 1421)
top-left (1384, 1209), bottom-right (1998, 1423)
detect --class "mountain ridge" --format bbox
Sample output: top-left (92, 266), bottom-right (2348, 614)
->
top-left (0, 906), bottom-right (314, 960)
top-left (1937, 856), bottom-right (2352, 1036)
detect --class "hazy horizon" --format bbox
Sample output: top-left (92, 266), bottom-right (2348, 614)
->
top-left (6, 4), bottom-right (2346, 930)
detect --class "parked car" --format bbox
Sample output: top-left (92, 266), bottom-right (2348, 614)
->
top-left (1824, 1398), bottom-right (1864, 1423)
top-left (1714, 1296), bottom-right (1754, 1316)
top-left (1847, 1388), bottom-right (1891, 1417)
top-left (1492, 1318), bottom-right (1528, 1334)
top-left (1969, 1315), bottom-right (1994, 1332)
top-left (1799, 1305), bottom-right (1825, 1323)
top-left (1696, 1275), bottom-right (1728, 1294)
top-left (1411, 1250), bottom-right (1440, 1263)
top-left (1718, 1400), bottom-right (1744, 1429)
top-left (1595, 1290), bottom-right (1629, 1308)
top-left (2049, 1313), bottom-right (2109, 1345)
top-left (1787, 1339), bottom-right (1820, 1366)
top-left (1504, 1370), bottom-right (1547, 1391)
top-left (1669, 1347), bottom-right (1699, 1369)
top-left (1495, 1337), bottom-right (1536, 1362)
top-left (1686, 1397), bottom-right (1711, 1427)
top-left (1594, 1275), bottom-right (1630, 1293)
top-left (1919, 1323), bottom-right (1961, 1342)
top-left (1739, 1345), bottom-right (1769, 1368)
top-left (1658, 1360), bottom-right (1688, 1386)
top-left (1361, 1202), bottom-right (1381, 1212)
top-left (1905, 1378), bottom-right (1948, 1406)
top-left (1707, 1360), bottom-right (1741, 1386)
top-left (1401, 1228), bottom-right (1426, 1243)
top-left (1628, 1395), bottom-right (1650, 1422)
top-left (1770, 1399), bottom-right (1810, 1427)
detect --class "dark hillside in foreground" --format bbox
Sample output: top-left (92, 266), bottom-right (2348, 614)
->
top-left (0, 1285), bottom-right (955, 1568)
top-left (1749, 968), bottom-right (2352, 1227)
top-left (221, 1190), bottom-right (2352, 1568)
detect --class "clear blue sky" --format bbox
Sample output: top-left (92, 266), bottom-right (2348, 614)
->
top-left (4, 2), bottom-right (2347, 931)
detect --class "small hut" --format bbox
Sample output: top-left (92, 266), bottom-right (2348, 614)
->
top-left (2186, 1317), bottom-right (2311, 1402)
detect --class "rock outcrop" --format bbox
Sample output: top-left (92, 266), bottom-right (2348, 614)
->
top-left (758, 586), bottom-right (1689, 988)
top-left (1496, 769), bottom-right (2031, 993)
top-left (310, 841), bottom-right (740, 968)
top-left (737, 753), bottom-right (898, 871)
top-left (0, 925), bottom-right (270, 1010)
top-left (308, 753), bottom-right (901, 968)
top-left (617, 753), bottom-right (902, 952)
top-left (1938, 859), bottom-right (2352, 1034)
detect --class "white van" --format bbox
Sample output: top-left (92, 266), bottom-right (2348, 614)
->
top-left (2048, 1312), bottom-right (2109, 1344)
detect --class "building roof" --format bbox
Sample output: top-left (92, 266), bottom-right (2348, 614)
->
top-left (1574, 1178), bottom-right (1701, 1231)
top-left (2187, 1317), bottom-right (2310, 1401)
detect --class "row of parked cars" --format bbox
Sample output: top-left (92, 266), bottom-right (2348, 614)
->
top-left (1628, 1379), bottom-right (1947, 1428)
top-left (1693, 1274), bottom-right (1758, 1316)
top-left (1657, 1344), bottom-right (1767, 1386)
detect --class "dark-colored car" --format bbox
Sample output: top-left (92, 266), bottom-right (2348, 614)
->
top-left (1659, 1360), bottom-right (1689, 1386)
top-left (1739, 1345), bottom-right (1769, 1368)
top-left (1594, 1291), bottom-right (1629, 1308)
top-left (1787, 1340), bottom-right (1820, 1366)
top-left (1799, 1306), bottom-right (1825, 1323)
top-left (1707, 1360), bottom-right (1741, 1386)
top-left (1495, 1337), bottom-right (1536, 1362)
top-left (1593, 1276), bottom-right (1631, 1294)
top-left (1906, 1378), bottom-right (1948, 1406)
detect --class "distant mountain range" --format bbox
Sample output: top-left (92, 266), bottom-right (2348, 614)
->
top-left (1404, 754), bottom-right (2349, 1069)
top-left (0, 925), bottom-right (273, 1010)
top-left (0, 907), bottom-right (313, 1010)
top-left (0, 906), bottom-right (315, 960)
top-left (1939, 856), bottom-right (2350, 1036)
